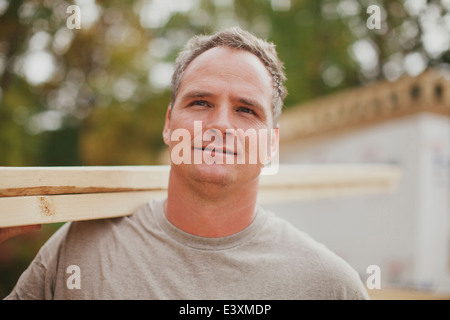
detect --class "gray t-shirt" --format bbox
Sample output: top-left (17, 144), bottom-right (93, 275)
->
top-left (5, 198), bottom-right (369, 299)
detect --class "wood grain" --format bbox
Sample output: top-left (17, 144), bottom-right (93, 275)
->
top-left (0, 165), bottom-right (170, 197)
top-left (0, 191), bottom-right (166, 227)
top-left (0, 164), bottom-right (402, 227)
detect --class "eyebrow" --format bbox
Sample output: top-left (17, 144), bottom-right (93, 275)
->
top-left (183, 90), bottom-right (215, 100)
top-left (184, 90), bottom-right (264, 107)
top-left (180, 90), bottom-right (269, 117)
top-left (236, 97), bottom-right (265, 114)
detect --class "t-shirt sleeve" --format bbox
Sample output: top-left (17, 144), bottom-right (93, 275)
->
top-left (3, 223), bottom-right (71, 300)
top-left (314, 242), bottom-right (370, 300)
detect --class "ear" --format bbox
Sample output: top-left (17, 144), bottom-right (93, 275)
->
top-left (162, 106), bottom-right (171, 145)
top-left (269, 125), bottom-right (279, 160)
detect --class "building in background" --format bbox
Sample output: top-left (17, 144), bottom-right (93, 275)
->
top-left (267, 68), bottom-right (450, 293)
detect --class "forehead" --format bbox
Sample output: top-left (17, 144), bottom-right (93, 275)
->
top-left (179, 46), bottom-right (273, 104)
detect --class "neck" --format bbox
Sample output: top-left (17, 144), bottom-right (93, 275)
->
top-left (164, 168), bottom-right (259, 238)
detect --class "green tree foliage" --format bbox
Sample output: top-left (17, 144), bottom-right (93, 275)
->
top-left (1, 0), bottom-right (449, 166)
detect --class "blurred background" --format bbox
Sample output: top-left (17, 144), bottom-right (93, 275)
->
top-left (0, 0), bottom-right (449, 299)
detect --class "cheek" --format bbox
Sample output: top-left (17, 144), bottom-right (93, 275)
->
top-left (232, 129), bottom-right (272, 164)
top-left (167, 113), bottom-right (195, 136)
top-left (167, 118), bottom-right (205, 156)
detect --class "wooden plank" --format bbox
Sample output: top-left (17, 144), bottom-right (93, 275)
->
top-left (258, 164), bottom-right (402, 203)
top-left (0, 164), bottom-right (402, 227)
top-left (0, 165), bottom-right (170, 197)
top-left (367, 286), bottom-right (450, 300)
top-left (0, 191), bottom-right (166, 228)
top-left (259, 164), bottom-right (401, 189)
top-left (0, 164), bottom-right (401, 197)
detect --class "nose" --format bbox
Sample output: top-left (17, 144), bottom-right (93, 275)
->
top-left (204, 104), bottom-right (234, 136)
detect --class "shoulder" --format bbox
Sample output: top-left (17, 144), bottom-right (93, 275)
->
top-left (5, 200), bottom-right (159, 299)
top-left (57, 199), bottom-right (159, 251)
top-left (260, 208), bottom-right (369, 299)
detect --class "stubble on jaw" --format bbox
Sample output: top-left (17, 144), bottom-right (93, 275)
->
top-left (171, 161), bottom-right (261, 202)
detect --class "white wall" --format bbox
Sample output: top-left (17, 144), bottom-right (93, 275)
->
top-left (265, 112), bottom-right (450, 291)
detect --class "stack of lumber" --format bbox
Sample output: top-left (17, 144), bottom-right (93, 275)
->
top-left (0, 164), bottom-right (402, 227)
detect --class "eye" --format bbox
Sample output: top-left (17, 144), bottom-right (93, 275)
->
top-left (236, 106), bottom-right (256, 115)
top-left (190, 100), bottom-right (211, 108)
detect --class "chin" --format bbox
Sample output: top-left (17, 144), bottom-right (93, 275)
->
top-left (189, 162), bottom-right (235, 185)
top-left (193, 162), bottom-right (263, 186)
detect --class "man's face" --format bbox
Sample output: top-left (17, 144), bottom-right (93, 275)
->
top-left (163, 46), bottom-right (278, 188)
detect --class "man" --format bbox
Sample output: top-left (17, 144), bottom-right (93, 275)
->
top-left (2, 27), bottom-right (369, 299)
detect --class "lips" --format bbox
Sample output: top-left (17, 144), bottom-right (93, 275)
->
top-left (194, 146), bottom-right (237, 155)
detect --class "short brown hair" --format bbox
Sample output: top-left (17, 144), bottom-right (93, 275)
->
top-left (170, 27), bottom-right (287, 123)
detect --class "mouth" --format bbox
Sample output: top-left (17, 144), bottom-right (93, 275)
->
top-left (194, 146), bottom-right (237, 156)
